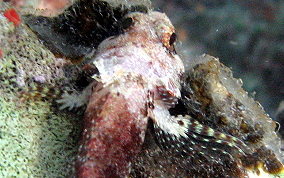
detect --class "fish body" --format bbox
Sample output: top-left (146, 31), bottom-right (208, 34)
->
top-left (75, 11), bottom-right (184, 177)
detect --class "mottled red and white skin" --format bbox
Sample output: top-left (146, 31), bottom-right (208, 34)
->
top-left (75, 11), bottom-right (184, 177)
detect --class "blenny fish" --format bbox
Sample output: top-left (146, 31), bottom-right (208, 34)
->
top-left (68, 9), bottom-right (252, 178)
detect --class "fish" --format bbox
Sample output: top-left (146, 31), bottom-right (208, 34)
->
top-left (70, 10), bottom-right (252, 177)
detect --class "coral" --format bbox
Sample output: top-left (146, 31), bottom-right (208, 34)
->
top-left (0, 2), bottom-right (81, 177)
top-left (183, 55), bottom-right (284, 175)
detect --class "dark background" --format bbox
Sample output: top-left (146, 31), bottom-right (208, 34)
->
top-left (152, 0), bottom-right (284, 119)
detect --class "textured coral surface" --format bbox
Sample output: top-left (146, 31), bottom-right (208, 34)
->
top-left (0, 3), bottom-right (80, 177)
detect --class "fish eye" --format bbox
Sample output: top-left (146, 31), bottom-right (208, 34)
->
top-left (166, 32), bottom-right (177, 54)
top-left (275, 122), bottom-right (280, 132)
top-left (169, 33), bottom-right (177, 46)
